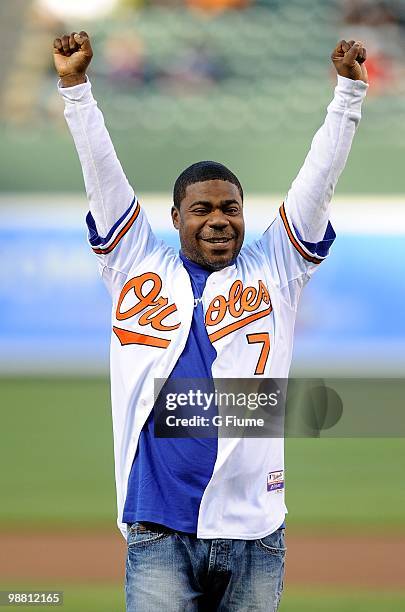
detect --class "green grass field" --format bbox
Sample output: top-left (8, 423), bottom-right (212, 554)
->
top-left (1, 379), bottom-right (404, 611)
top-left (0, 585), bottom-right (404, 612)
top-left (1, 377), bottom-right (404, 531)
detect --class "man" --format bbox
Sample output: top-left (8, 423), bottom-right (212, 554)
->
top-left (53, 31), bottom-right (368, 611)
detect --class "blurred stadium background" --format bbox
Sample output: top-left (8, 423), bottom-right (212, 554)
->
top-left (1, 0), bottom-right (405, 610)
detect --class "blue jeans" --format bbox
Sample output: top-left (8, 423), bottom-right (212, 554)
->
top-left (125, 522), bottom-right (285, 611)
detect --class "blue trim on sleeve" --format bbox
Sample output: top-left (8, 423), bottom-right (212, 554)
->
top-left (293, 221), bottom-right (336, 258)
top-left (86, 197), bottom-right (136, 247)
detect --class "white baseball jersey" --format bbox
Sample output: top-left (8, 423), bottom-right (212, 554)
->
top-left (59, 74), bottom-right (367, 540)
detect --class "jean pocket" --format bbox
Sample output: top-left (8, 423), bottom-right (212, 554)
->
top-left (127, 522), bottom-right (173, 547)
top-left (255, 528), bottom-right (287, 555)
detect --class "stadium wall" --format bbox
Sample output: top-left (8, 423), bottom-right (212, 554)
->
top-left (1, 195), bottom-right (404, 375)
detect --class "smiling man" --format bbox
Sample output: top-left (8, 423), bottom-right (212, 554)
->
top-left (54, 31), bottom-right (368, 612)
top-left (172, 170), bottom-right (245, 270)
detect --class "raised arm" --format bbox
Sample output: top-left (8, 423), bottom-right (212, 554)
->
top-left (284, 40), bottom-right (369, 243)
top-left (255, 40), bottom-right (369, 307)
top-left (54, 32), bottom-right (135, 237)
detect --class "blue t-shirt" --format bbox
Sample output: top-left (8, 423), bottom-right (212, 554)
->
top-left (122, 253), bottom-right (218, 532)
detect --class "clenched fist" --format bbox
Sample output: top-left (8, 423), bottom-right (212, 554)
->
top-left (53, 31), bottom-right (93, 88)
top-left (331, 40), bottom-right (368, 83)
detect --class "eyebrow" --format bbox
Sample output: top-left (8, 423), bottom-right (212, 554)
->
top-left (189, 199), bottom-right (241, 208)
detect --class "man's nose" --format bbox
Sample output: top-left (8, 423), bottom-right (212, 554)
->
top-left (206, 210), bottom-right (229, 229)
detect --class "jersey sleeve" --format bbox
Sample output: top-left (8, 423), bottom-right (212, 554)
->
top-left (58, 76), bottom-right (159, 276)
top-left (256, 75), bottom-right (368, 309)
top-left (255, 209), bottom-right (336, 309)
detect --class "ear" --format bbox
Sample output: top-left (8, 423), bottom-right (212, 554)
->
top-left (171, 205), bottom-right (180, 230)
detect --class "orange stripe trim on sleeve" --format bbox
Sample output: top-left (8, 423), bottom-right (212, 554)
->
top-left (208, 307), bottom-right (272, 343)
top-left (279, 203), bottom-right (324, 265)
top-left (113, 326), bottom-right (170, 349)
top-left (92, 202), bottom-right (141, 255)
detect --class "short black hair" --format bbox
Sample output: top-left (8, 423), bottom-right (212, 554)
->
top-left (173, 161), bottom-right (243, 209)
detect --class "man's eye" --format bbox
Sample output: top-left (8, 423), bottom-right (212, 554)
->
top-left (225, 207), bottom-right (239, 215)
top-left (193, 208), bottom-right (209, 214)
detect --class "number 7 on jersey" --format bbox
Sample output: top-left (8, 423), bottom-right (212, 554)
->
top-left (246, 332), bottom-right (271, 375)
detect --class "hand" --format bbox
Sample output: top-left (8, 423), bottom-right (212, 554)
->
top-left (331, 39), bottom-right (368, 84)
top-left (53, 31), bottom-right (93, 87)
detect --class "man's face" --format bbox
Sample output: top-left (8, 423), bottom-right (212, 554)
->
top-left (171, 180), bottom-right (245, 271)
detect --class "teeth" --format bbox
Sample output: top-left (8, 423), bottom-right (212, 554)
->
top-left (205, 238), bottom-right (230, 243)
